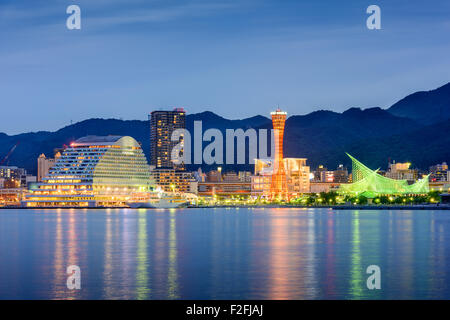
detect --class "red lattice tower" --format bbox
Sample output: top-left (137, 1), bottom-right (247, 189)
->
top-left (269, 109), bottom-right (288, 200)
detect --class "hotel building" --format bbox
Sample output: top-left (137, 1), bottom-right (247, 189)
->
top-left (24, 136), bottom-right (153, 207)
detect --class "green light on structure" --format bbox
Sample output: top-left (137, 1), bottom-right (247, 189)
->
top-left (339, 153), bottom-right (429, 198)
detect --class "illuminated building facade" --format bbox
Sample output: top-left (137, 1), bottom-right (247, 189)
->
top-left (0, 188), bottom-right (26, 207)
top-left (198, 182), bottom-right (251, 197)
top-left (284, 158), bottom-right (310, 194)
top-left (385, 161), bottom-right (418, 183)
top-left (150, 168), bottom-right (196, 194)
top-left (0, 166), bottom-right (35, 188)
top-left (429, 162), bottom-right (449, 182)
top-left (24, 136), bottom-right (153, 207)
top-left (37, 152), bottom-right (61, 182)
top-left (150, 108), bottom-right (186, 170)
top-left (269, 109), bottom-right (288, 200)
top-left (251, 158), bottom-right (310, 198)
top-left (339, 153), bottom-right (429, 198)
top-left (334, 164), bottom-right (349, 183)
top-left (0, 166), bottom-right (25, 187)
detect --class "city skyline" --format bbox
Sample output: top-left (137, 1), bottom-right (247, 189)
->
top-left (0, 79), bottom-right (448, 137)
top-left (1, 0), bottom-right (449, 134)
top-left (2, 0), bottom-right (450, 304)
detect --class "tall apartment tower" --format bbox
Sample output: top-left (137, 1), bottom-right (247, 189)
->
top-left (269, 109), bottom-right (289, 200)
top-left (150, 108), bottom-right (186, 170)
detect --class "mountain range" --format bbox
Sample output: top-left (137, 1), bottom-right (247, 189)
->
top-left (1, 82), bottom-right (449, 174)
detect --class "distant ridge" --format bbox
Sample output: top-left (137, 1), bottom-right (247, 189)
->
top-left (387, 82), bottom-right (450, 124)
top-left (0, 82), bottom-right (448, 173)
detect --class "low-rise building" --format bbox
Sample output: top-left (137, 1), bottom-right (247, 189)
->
top-left (333, 165), bottom-right (349, 183)
top-left (37, 152), bottom-right (61, 182)
top-left (385, 161), bottom-right (418, 183)
top-left (0, 188), bottom-right (27, 206)
top-left (429, 162), bottom-right (448, 182)
top-left (0, 166), bottom-right (35, 188)
top-left (151, 168), bottom-right (196, 194)
top-left (310, 182), bottom-right (341, 193)
top-left (198, 181), bottom-right (251, 197)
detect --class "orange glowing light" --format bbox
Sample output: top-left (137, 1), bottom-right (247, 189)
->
top-left (269, 109), bottom-right (289, 200)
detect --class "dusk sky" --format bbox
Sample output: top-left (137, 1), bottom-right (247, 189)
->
top-left (1, 0), bottom-right (449, 134)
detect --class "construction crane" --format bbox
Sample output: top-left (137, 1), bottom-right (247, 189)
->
top-left (0, 142), bottom-right (20, 166)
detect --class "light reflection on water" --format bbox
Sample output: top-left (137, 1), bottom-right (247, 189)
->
top-left (0, 208), bottom-right (449, 300)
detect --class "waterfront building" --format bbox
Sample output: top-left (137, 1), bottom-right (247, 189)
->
top-left (310, 182), bottom-right (341, 193)
top-left (313, 165), bottom-right (328, 182)
top-left (429, 181), bottom-right (450, 193)
top-left (206, 169), bottom-right (222, 182)
top-left (150, 108), bottom-right (186, 170)
top-left (198, 181), bottom-right (251, 197)
top-left (21, 175), bottom-right (36, 188)
top-left (429, 162), bottom-right (448, 182)
top-left (0, 166), bottom-right (35, 188)
top-left (333, 164), bottom-right (349, 183)
top-left (251, 158), bottom-right (273, 197)
top-left (0, 166), bottom-right (25, 181)
top-left (238, 171), bottom-right (252, 183)
top-left (37, 152), bottom-right (60, 182)
top-left (320, 170), bottom-right (335, 183)
top-left (251, 158), bottom-right (310, 198)
top-left (223, 171), bottom-right (240, 182)
top-left (269, 109), bottom-right (288, 200)
top-left (0, 188), bottom-right (27, 207)
top-left (339, 153), bottom-right (429, 198)
top-left (284, 158), bottom-right (311, 194)
top-left (385, 161), bottom-right (418, 183)
top-left (193, 168), bottom-right (207, 182)
top-left (150, 168), bottom-right (196, 194)
top-left (24, 136), bottom-right (153, 207)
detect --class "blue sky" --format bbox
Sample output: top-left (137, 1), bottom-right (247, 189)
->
top-left (0, 0), bottom-right (449, 134)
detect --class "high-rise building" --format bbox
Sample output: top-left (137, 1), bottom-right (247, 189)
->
top-left (269, 109), bottom-right (288, 200)
top-left (37, 152), bottom-right (61, 182)
top-left (150, 108), bottom-right (186, 170)
top-left (24, 136), bottom-right (152, 207)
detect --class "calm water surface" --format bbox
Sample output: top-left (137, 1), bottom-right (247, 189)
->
top-left (0, 208), bottom-right (449, 299)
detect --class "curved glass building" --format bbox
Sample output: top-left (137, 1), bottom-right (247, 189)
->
top-left (24, 136), bottom-right (153, 207)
